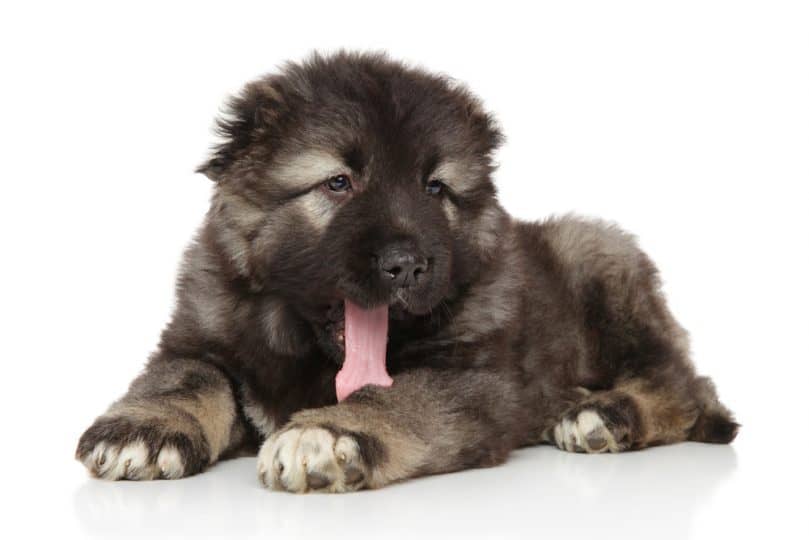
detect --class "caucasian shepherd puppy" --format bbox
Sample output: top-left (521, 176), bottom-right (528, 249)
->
top-left (77, 52), bottom-right (738, 493)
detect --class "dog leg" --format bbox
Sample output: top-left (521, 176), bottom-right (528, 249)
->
top-left (257, 368), bottom-right (521, 493)
top-left (547, 377), bottom-right (739, 453)
top-left (76, 358), bottom-right (247, 480)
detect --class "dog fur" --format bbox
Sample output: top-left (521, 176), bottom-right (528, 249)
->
top-left (76, 51), bottom-right (738, 492)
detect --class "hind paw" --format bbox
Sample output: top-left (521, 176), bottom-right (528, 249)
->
top-left (551, 410), bottom-right (627, 453)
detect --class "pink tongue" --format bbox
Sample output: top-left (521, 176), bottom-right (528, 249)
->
top-left (335, 300), bottom-right (393, 402)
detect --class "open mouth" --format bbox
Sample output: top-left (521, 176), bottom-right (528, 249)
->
top-left (325, 303), bottom-right (347, 351)
top-left (329, 299), bottom-right (394, 401)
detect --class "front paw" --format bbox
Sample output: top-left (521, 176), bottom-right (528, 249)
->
top-left (257, 425), bottom-right (369, 493)
top-left (76, 415), bottom-right (209, 480)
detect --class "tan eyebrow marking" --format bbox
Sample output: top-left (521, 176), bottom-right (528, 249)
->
top-left (431, 160), bottom-right (487, 196)
top-left (272, 150), bottom-right (348, 189)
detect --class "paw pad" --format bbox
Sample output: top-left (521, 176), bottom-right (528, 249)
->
top-left (257, 426), bottom-right (367, 493)
top-left (552, 410), bottom-right (620, 454)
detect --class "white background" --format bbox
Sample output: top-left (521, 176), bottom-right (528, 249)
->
top-left (1, 1), bottom-right (807, 539)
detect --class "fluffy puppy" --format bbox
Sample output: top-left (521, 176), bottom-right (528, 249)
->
top-left (76, 52), bottom-right (738, 492)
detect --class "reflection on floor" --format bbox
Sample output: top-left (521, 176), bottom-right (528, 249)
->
top-left (74, 443), bottom-right (737, 540)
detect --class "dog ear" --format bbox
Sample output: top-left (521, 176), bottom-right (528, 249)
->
top-left (463, 99), bottom-right (504, 158)
top-left (196, 80), bottom-right (286, 182)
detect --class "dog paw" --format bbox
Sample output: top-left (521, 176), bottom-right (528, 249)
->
top-left (552, 409), bottom-right (626, 453)
top-left (76, 415), bottom-right (209, 480)
top-left (257, 426), bottom-right (368, 493)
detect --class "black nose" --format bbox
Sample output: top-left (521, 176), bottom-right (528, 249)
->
top-left (376, 244), bottom-right (429, 288)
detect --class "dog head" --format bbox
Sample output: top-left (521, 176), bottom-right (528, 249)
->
top-left (199, 52), bottom-right (506, 331)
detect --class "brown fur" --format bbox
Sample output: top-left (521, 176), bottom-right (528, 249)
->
top-left (76, 51), bottom-right (738, 491)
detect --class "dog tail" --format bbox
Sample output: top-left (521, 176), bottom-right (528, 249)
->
top-left (688, 376), bottom-right (740, 444)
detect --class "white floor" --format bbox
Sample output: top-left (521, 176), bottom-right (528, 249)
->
top-left (13, 433), bottom-right (802, 540)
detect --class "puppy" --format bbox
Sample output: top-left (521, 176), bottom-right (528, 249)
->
top-left (76, 51), bottom-right (738, 492)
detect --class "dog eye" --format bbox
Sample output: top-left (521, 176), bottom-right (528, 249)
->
top-left (326, 174), bottom-right (352, 192)
top-left (426, 179), bottom-right (444, 195)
